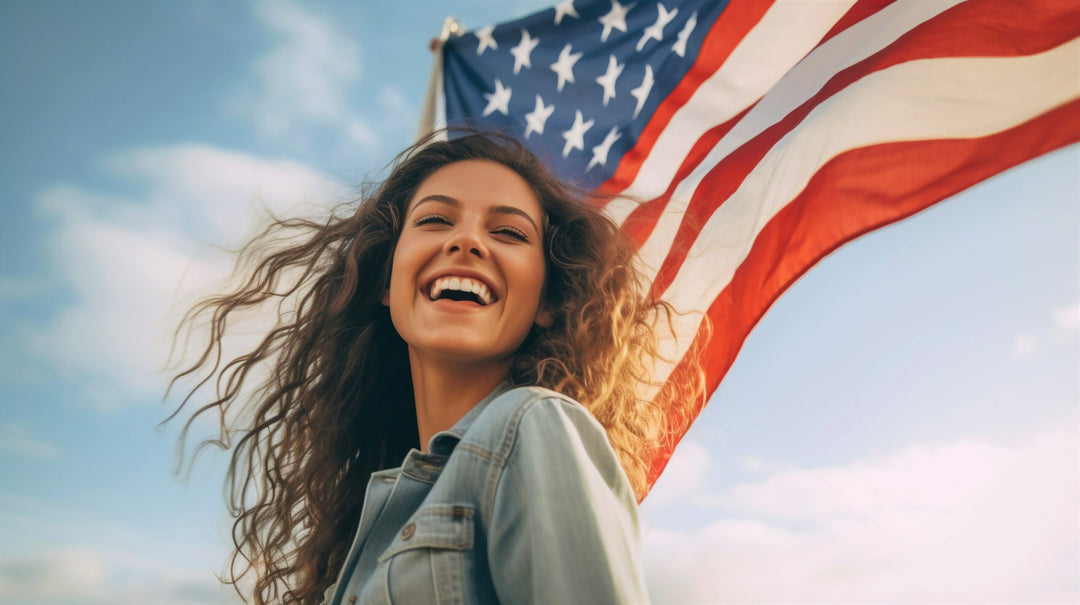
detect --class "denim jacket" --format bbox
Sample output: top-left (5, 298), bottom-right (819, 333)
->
top-left (322, 383), bottom-right (649, 605)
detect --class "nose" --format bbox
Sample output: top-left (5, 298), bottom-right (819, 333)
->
top-left (443, 223), bottom-right (487, 259)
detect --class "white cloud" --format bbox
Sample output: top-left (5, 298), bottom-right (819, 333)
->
top-left (0, 548), bottom-right (238, 605)
top-left (347, 118), bottom-right (378, 146)
top-left (104, 144), bottom-right (339, 245)
top-left (642, 439), bottom-right (709, 509)
top-left (0, 549), bottom-right (107, 599)
top-left (643, 423), bottom-right (1079, 603)
top-left (232, 0), bottom-right (376, 146)
top-left (9, 145), bottom-right (341, 407)
top-left (0, 422), bottom-right (61, 459)
top-left (1053, 303), bottom-right (1080, 331)
top-left (376, 84), bottom-right (420, 128)
top-left (1010, 332), bottom-right (1037, 360)
top-left (377, 85), bottom-right (410, 114)
top-left (739, 455), bottom-right (783, 473)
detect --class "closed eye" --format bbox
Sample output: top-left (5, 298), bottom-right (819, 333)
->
top-left (495, 226), bottom-right (530, 243)
top-left (414, 213), bottom-right (452, 227)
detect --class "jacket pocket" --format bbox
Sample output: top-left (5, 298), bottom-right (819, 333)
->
top-left (378, 504), bottom-right (475, 605)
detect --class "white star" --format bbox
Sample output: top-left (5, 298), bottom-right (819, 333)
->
top-left (482, 78), bottom-right (512, 116)
top-left (549, 44), bottom-right (583, 92)
top-left (636, 3), bottom-right (678, 51)
top-left (630, 65), bottom-right (654, 119)
top-left (673, 11), bottom-right (697, 57)
top-left (554, 0), bottom-right (579, 25)
top-left (524, 95), bottom-right (555, 139)
top-left (595, 55), bottom-right (624, 106)
top-left (510, 28), bottom-right (540, 75)
top-left (598, 0), bottom-right (631, 43)
top-left (561, 110), bottom-right (594, 158)
top-left (587, 127), bottom-right (622, 171)
top-left (475, 25), bottom-right (497, 55)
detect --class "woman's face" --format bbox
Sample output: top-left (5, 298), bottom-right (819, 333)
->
top-left (384, 159), bottom-right (551, 367)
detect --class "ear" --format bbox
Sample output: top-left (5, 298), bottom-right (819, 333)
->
top-left (381, 289), bottom-right (389, 306)
top-left (534, 303), bottom-right (553, 328)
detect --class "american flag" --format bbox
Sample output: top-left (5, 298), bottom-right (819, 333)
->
top-left (425, 0), bottom-right (1080, 490)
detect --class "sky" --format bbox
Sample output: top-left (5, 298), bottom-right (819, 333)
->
top-left (0, 1), bottom-right (1076, 604)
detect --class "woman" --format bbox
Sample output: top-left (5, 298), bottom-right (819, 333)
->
top-left (168, 131), bottom-right (704, 604)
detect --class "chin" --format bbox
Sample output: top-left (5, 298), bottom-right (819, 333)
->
top-left (422, 336), bottom-right (525, 366)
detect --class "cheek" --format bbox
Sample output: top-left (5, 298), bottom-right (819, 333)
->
top-left (513, 250), bottom-right (549, 306)
top-left (385, 242), bottom-right (417, 310)
top-left (384, 250), bottom-right (401, 305)
top-left (388, 237), bottom-right (420, 286)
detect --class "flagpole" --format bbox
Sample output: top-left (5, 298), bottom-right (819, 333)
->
top-left (417, 16), bottom-right (461, 142)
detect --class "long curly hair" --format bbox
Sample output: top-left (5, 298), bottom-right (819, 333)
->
top-left (167, 130), bottom-right (705, 604)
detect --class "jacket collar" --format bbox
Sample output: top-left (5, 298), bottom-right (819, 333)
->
top-left (426, 380), bottom-right (511, 456)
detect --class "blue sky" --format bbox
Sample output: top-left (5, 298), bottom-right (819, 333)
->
top-left (0, 1), bottom-right (1076, 603)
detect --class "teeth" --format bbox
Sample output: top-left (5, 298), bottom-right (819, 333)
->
top-left (428, 276), bottom-right (494, 305)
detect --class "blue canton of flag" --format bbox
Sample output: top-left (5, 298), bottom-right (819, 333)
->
top-left (442, 0), bottom-right (727, 189)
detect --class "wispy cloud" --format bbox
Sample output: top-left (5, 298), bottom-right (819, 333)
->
top-left (1005, 303), bottom-right (1080, 361)
top-left (641, 439), bottom-right (709, 509)
top-left (739, 455), bottom-right (784, 473)
top-left (6, 145), bottom-right (341, 408)
top-left (0, 495), bottom-right (241, 603)
top-left (104, 144), bottom-right (340, 244)
top-left (1010, 332), bottom-right (1037, 360)
top-left (230, 0), bottom-right (375, 147)
top-left (376, 84), bottom-right (419, 131)
top-left (0, 548), bottom-right (238, 605)
top-left (0, 422), bottom-right (61, 459)
top-left (642, 422), bottom-right (1079, 603)
top-left (1054, 302), bottom-right (1080, 331)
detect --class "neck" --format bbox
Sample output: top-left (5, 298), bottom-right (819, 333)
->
top-left (408, 350), bottom-right (510, 452)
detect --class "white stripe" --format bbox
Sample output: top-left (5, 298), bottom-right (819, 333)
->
top-left (630, 0), bottom-right (966, 277)
top-left (603, 0), bottom-right (856, 227)
top-left (649, 40), bottom-right (1080, 390)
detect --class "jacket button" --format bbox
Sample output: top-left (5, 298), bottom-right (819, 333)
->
top-left (401, 522), bottom-right (416, 540)
top-left (347, 596), bottom-right (357, 604)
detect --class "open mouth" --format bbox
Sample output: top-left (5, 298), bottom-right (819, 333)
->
top-left (428, 276), bottom-right (495, 306)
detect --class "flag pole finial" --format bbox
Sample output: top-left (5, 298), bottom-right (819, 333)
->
top-left (441, 16), bottom-right (462, 41)
top-left (429, 17), bottom-right (462, 52)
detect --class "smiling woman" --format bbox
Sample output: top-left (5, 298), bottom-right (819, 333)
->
top-left (167, 130), bottom-right (705, 604)
top-left (387, 161), bottom-right (550, 375)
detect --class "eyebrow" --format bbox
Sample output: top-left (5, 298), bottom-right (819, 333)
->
top-left (411, 194), bottom-right (542, 235)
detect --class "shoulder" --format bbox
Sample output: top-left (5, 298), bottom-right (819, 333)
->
top-left (461, 385), bottom-right (608, 460)
top-left (465, 386), bottom-right (632, 501)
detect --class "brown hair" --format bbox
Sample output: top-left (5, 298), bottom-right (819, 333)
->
top-left (167, 130), bottom-right (705, 604)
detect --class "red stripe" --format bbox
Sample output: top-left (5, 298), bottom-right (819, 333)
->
top-left (620, 105), bottom-right (751, 247)
top-left (645, 99), bottom-right (1080, 490)
top-left (594, 0), bottom-right (774, 198)
top-left (648, 0), bottom-right (1079, 299)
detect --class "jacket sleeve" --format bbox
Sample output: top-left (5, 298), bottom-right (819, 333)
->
top-left (486, 396), bottom-right (650, 604)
